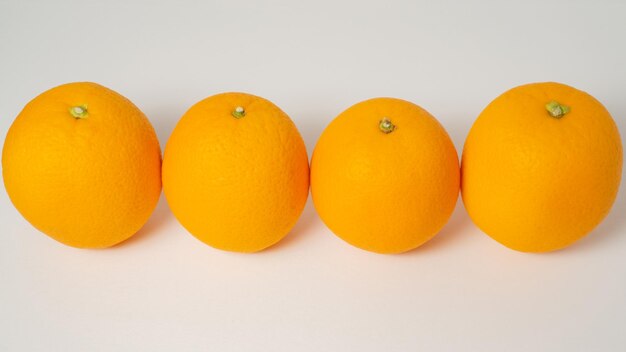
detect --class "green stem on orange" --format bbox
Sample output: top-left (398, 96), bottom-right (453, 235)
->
top-left (545, 101), bottom-right (570, 118)
top-left (69, 105), bottom-right (88, 119)
top-left (379, 117), bottom-right (396, 134)
top-left (232, 106), bottom-right (246, 119)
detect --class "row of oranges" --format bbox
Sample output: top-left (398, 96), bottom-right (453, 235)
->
top-left (2, 82), bottom-right (622, 253)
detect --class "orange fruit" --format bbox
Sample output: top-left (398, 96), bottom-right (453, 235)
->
top-left (461, 82), bottom-right (623, 252)
top-left (162, 92), bottom-right (309, 252)
top-left (311, 98), bottom-right (460, 254)
top-left (2, 82), bottom-right (162, 248)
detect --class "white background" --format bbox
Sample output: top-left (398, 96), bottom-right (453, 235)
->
top-left (1, 0), bottom-right (625, 351)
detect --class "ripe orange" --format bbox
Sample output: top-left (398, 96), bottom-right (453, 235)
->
top-left (462, 82), bottom-right (623, 252)
top-left (2, 82), bottom-right (162, 248)
top-left (311, 98), bottom-right (460, 254)
top-left (162, 92), bottom-right (309, 252)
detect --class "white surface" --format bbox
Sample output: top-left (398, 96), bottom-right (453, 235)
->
top-left (1, 0), bottom-right (625, 351)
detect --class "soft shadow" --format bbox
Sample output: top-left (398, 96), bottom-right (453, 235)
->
top-left (568, 109), bottom-right (626, 252)
top-left (114, 195), bottom-right (174, 248)
top-left (260, 109), bottom-right (331, 253)
top-left (404, 111), bottom-right (474, 253)
top-left (263, 198), bottom-right (320, 253)
top-left (559, 180), bottom-right (626, 254)
top-left (111, 104), bottom-right (182, 249)
top-left (407, 199), bottom-right (473, 254)
top-left (394, 111), bottom-right (474, 255)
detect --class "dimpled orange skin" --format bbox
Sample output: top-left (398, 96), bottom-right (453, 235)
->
top-left (2, 82), bottom-right (162, 248)
top-left (311, 98), bottom-right (460, 254)
top-left (162, 92), bottom-right (309, 252)
top-left (462, 82), bottom-right (623, 252)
